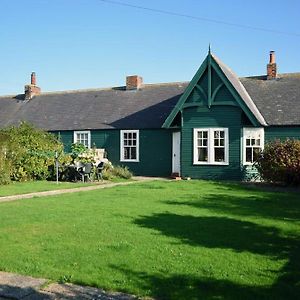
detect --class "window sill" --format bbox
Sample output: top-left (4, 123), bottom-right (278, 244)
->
top-left (193, 162), bottom-right (229, 166)
top-left (120, 159), bottom-right (140, 163)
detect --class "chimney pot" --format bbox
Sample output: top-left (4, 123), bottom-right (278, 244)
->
top-left (24, 72), bottom-right (41, 100)
top-left (267, 51), bottom-right (277, 80)
top-left (31, 72), bottom-right (36, 85)
top-left (126, 75), bottom-right (143, 90)
top-left (269, 51), bottom-right (275, 64)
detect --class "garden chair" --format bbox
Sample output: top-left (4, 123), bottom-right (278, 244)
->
top-left (78, 163), bottom-right (92, 182)
top-left (96, 161), bottom-right (105, 181)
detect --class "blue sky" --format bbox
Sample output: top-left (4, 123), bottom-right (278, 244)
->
top-left (1, 0), bottom-right (299, 95)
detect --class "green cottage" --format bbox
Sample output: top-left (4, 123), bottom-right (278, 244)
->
top-left (0, 50), bottom-right (299, 180)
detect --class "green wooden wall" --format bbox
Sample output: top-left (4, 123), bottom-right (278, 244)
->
top-left (54, 129), bottom-right (173, 176)
top-left (181, 105), bottom-right (244, 180)
top-left (265, 127), bottom-right (300, 141)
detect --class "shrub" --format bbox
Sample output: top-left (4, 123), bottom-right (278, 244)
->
top-left (255, 139), bottom-right (300, 186)
top-left (112, 166), bottom-right (133, 179)
top-left (0, 152), bottom-right (11, 185)
top-left (0, 122), bottom-right (64, 182)
top-left (102, 163), bottom-right (133, 180)
top-left (0, 132), bottom-right (11, 184)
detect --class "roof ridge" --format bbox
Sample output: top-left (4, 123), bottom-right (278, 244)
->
top-left (240, 72), bottom-right (300, 80)
top-left (0, 81), bottom-right (189, 98)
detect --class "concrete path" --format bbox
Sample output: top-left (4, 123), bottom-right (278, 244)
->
top-left (0, 177), bottom-right (167, 204)
top-left (0, 271), bottom-right (137, 299)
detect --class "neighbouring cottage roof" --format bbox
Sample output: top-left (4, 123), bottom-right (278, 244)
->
top-left (0, 83), bottom-right (188, 130)
top-left (0, 73), bottom-right (299, 131)
top-left (241, 73), bottom-right (300, 125)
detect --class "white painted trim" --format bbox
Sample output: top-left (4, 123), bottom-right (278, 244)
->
top-left (193, 128), bottom-right (229, 165)
top-left (73, 130), bottom-right (91, 148)
top-left (120, 130), bottom-right (139, 162)
top-left (242, 127), bottom-right (264, 165)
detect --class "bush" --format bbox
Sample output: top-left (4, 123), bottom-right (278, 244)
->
top-left (256, 139), bottom-right (300, 186)
top-left (0, 152), bottom-right (11, 185)
top-left (102, 163), bottom-right (133, 180)
top-left (0, 132), bottom-right (11, 184)
top-left (0, 122), bottom-right (64, 182)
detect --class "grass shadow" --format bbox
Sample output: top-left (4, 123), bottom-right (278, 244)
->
top-left (134, 214), bottom-right (294, 257)
top-left (110, 265), bottom-right (300, 300)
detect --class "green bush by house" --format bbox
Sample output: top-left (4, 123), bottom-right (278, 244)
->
top-left (256, 139), bottom-right (300, 186)
top-left (0, 122), bottom-right (63, 184)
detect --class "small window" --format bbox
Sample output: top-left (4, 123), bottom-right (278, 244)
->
top-left (194, 128), bottom-right (229, 165)
top-left (74, 131), bottom-right (91, 148)
top-left (120, 130), bottom-right (139, 162)
top-left (243, 128), bottom-right (264, 164)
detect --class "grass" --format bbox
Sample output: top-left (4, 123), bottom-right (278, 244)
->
top-left (0, 180), bottom-right (100, 197)
top-left (0, 180), bottom-right (299, 299)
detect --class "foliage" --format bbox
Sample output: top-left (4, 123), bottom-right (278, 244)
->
top-left (0, 122), bottom-right (63, 182)
top-left (47, 153), bottom-right (73, 181)
top-left (102, 163), bottom-right (133, 180)
top-left (70, 143), bottom-right (87, 160)
top-left (0, 132), bottom-right (11, 184)
top-left (256, 139), bottom-right (300, 186)
top-left (70, 143), bottom-right (96, 164)
top-left (0, 180), bottom-right (299, 299)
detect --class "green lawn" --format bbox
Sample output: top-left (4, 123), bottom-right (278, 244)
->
top-left (0, 180), bottom-right (299, 299)
top-left (0, 180), bottom-right (99, 197)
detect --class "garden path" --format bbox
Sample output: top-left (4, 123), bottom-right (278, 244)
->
top-left (0, 177), bottom-right (168, 204)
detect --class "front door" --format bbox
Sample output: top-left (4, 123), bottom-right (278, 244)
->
top-left (172, 131), bottom-right (181, 175)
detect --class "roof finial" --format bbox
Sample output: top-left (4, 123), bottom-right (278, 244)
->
top-left (208, 43), bottom-right (211, 54)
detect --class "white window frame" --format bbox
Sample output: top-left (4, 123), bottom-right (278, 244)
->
top-left (193, 128), bottom-right (229, 165)
top-left (243, 128), bottom-right (264, 165)
top-left (73, 130), bottom-right (91, 148)
top-left (120, 130), bottom-right (139, 162)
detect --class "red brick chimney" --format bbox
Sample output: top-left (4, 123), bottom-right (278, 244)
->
top-left (126, 75), bottom-right (143, 90)
top-left (267, 51), bottom-right (277, 80)
top-left (25, 72), bottom-right (41, 100)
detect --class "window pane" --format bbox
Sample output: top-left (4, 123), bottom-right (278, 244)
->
top-left (246, 139), bottom-right (250, 146)
top-left (203, 139), bottom-right (207, 146)
top-left (220, 139), bottom-right (224, 146)
top-left (220, 131), bottom-right (224, 138)
top-left (131, 147), bottom-right (137, 159)
top-left (124, 147), bottom-right (130, 160)
top-left (214, 131), bottom-right (219, 138)
top-left (198, 148), bottom-right (208, 162)
top-left (253, 147), bottom-right (260, 161)
top-left (203, 131), bottom-right (208, 138)
top-left (214, 148), bottom-right (225, 162)
top-left (246, 148), bottom-right (252, 162)
top-left (214, 139), bottom-right (219, 146)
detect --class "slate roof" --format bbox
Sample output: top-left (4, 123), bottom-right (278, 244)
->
top-left (0, 72), bottom-right (299, 130)
top-left (0, 83), bottom-right (188, 131)
top-left (212, 54), bottom-right (268, 126)
top-left (241, 73), bottom-right (300, 125)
